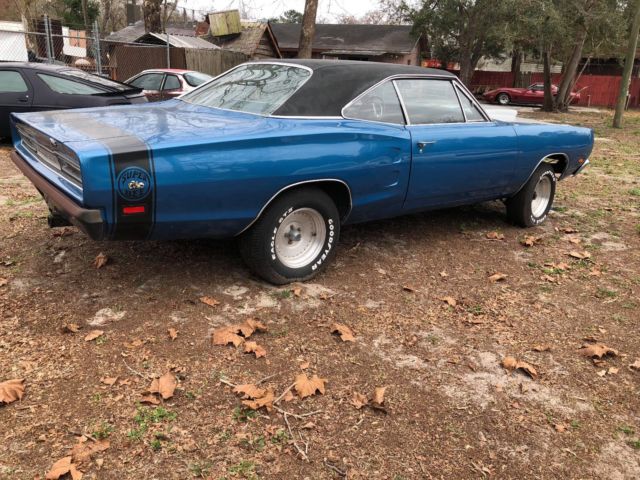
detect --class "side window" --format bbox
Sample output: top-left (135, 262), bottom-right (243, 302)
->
top-left (129, 73), bottom-right (163, 90)
top-left (455, 86), bottom-right (485, 122)
top-left (343, 81), bottom-right (405, 124)
top-left (395, 79), bottom-right (464, 124)
top-left (163, 74), bottom-right (181, 90)
top-left (37, 73), bottom-right (103, 95)
top-left (0, 71), bottom-right (29, 93)
top-left (531, 84), bottom-right (544, 91)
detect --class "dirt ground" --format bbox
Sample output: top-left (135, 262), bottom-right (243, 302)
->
top-left (1, 109), bottom-right (639, 480)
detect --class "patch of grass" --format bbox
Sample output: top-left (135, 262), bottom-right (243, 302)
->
top-left (91, 393), bottom-right (102, 405)
top-left (185, 391), bottom-right (197, 400)
top-left (190, 461), bottom-right (213, 478)
top-left (270, 429), bottom-right (289, 444)
top-left (150, 438), bottom-right (162, 451)
top-left (219, 429), bottom-right (232, 442)
top-left (617, 425), bottom-right (635, 435)
top-left (553, 205), bottom-right (568, 213)
top-left (628, 440), bottom-right (640, 450)
top-left (272, 289), bottom-right (291, 299)
top-left (570, 420), bottom-right (581, 429)
top-left (596, 287), bottom-right (617, 299)
top-left (240, 435), bottom-right (266, 452)
top-left (228, 460), bottom-right (257, 479)
top-left (92, 422), bottom-right (114, 440)
top-left (232, 407), bottom-right (258, 423)
top-left (628, 188), bottom-right (640, 196)
top-left (127, 406), bottom-right (176, 443)
top-left (466, 305), bottom-right (485, 315)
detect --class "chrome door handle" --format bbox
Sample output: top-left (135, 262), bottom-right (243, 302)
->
top-left (417, 140), bottom-right (435, 152)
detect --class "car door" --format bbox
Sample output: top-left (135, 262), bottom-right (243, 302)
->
top-left (0, 69), bottom-right (33, 138)
top-left (128, 72), bottom-right (165, 101)
top-left (523, 84), bottom-right (545, 104)
top-left (161, 74), bottom-right (182, 100)
top-left (395, 78), bottom-right (520, 210)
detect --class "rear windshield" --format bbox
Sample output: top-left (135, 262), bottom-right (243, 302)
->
top-left (183, 71), bottom-right (212, 87)
top-left (60, 69), bottom-right (133, 92)
top-left (181, 63), bottom-right (311, 115)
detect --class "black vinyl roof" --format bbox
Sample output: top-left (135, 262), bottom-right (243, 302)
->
top-left (266, 60), bottom-right (454, 117)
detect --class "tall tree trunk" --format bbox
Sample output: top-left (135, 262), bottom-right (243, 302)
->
top-left (298, 0), bottom-right (319, 59)
top-left (81, 0), bottom-right (89, 31)
top-left (613, 0), bottom-right (640, 128)
top-left (143, 0), bottom-right (162, 33)
top-left (542, 46), bottom-right (554, 112)
top-left (511, 49), bottom-right (522, 87)
top-left (554, 28), bottom-right (587, 111)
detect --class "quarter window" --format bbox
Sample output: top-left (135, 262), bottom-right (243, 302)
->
top-left (129, 73), bottom-right (164, 91)
top-left (343, 81), bottom-right (405, 124)
top-left (37, 73), bottom-right (103, 95)
top-left (163, 74), bottom-right (181, 90)
top-left (0, 71), bottom-right (28, 93)
top-left (395, 79), bottom-right (464, 124)
top-left (455, 86), bottom-right (485, 121)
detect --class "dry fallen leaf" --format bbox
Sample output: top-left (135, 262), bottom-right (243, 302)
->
top-left (502, 356), bottom-right (538, 379)
top-left (139, 394), bottom-right (160, 405)
top-left (439, 271), bottom-right (448, 278)
top-left (630, 359), bottom-right (640, 371)
top-left (71, 439), bottom-right (110, 467)
top-left (331, 323), bottom-right (355, 342)
top-left (292, 286), bottom-right (302, 297)
top-left (167, 328), bottom-right (178, 340)
top-left (199, 296), bottom-right (220, 307)
top-left (212, 326), bottom-right (244, 347)
top-left (532, 344), bottom-right (551, 352)
top-left (45, 456), bottom-right (74, 480)
top-left (282, 390), bottom-right (295, 402)
top-left (93, 252), bottom-right (108, 269)
top-left (299, 361), bottom-right (310, 370)
top-left (554, 423), bottom-right (567, 433)
top-left (0, 379), bottom-right (25, 405)
top-left (488, 273), bottom-right (507, 282)
top-left (100, 377), bottom-right (118, 386)
top-left (486, 231), bottom-right (504, 240)
top-left (372, 386), bottom-right (386, 405)
top-left (402, 285), bottom-right (416, 292)
top-left (568, 250), bottom-right (591, 260)
top-left (233, 384), bottom-right (266, 399)
top-left (84, 330), bottom-right (104, 342)
top-left (294, 373), bottom-right (327, 399)
top-left (238, 319), bottom-right (267, 338)
top-left (148, 372), bottom-right (177, 400)
top-left (608, 367), bottom-right (619, 375)
top-left (242, 389), bottom-right (274, 411)
top-left (243, 341), bottom-right (267, 358)
top-left (441, 296), bottom-right (457, 307)
top-left (578, 343), bottom-right (618, 359)
top-left (521, 235), bottom-right (542, 247)
top-left (62, 323), bottom-right (81, 334)
top-left (562, 227), bottom-right (578, 234)
top-left (0, 277), bottom-right (7, 287)
top-left (351, 392), bottom-right (368, 409)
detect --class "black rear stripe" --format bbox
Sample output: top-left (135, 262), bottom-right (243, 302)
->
top-left (44, 113), bottom-right (155, 240)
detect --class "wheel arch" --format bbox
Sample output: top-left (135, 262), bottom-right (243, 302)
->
top-left (511, 152), bottom-right (569, 198)
top-left (236, 179), bottom-right (352, 236)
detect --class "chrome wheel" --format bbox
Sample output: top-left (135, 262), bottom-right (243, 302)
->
top-left (275, 208), bottom-right (326, 269)
top-left (497, 93), bottom-right (510, 105)
top-left (531, 175), bottom-right (552, 218)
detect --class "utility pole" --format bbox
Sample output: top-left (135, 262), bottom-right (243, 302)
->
top-left (613, 0), bottom-right (640, 128)
top-left (81, 0), bottom-right (89, 32)
top-left (297, 0), bottom-right (318, 59)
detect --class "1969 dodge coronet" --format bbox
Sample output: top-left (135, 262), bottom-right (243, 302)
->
top-left (10, 60), bottom-right (593, 284)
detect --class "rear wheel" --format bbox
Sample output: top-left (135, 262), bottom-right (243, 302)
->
top-left (497, 93), bottom-right (511, 105)
top-left (506, 164), bottom-right (556, 227)
top-left (239, 187), bottom-right (340, 284)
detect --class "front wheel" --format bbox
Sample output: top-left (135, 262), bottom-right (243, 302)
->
top-left (239, 187), bottom-right (340, 284)
top-left (496, 93), bottom-right (511, 105)
top-left (506, 164), bottom-right (556, 227)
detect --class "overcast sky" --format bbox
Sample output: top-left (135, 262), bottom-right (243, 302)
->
top-left (174, 0), bottom-right (381, 22)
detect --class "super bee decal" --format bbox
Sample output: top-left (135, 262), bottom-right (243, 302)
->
top-left (117, 167), bottom-right (152, 201)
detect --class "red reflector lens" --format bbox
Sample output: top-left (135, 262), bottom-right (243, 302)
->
top-left (122, 206), bottom-right (145, 215)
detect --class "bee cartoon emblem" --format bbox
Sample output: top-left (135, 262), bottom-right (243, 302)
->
top-left (117, 167), bottom-right (151, 201)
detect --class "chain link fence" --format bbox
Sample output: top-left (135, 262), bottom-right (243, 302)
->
top-left (0, 16), bottom-right (247, 82)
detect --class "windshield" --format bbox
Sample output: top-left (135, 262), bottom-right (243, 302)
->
top-left (183, 71), bottom-right (213, 87)
top-left (181, 63), bottom-right (311, 115)
top-left (61, 69), bottom-right (133, 92)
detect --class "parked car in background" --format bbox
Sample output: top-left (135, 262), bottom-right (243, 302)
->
top-left (483, 83), bottom-right (581, 105)
top-left (10, 60), bottom-right (593, 284)
top-left (0, 63), bottom-right (147, 139)
top-left (125, 69), bottom-right (213, 101)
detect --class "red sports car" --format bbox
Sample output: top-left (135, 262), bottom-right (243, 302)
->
top-left (483, 83), bottom-right (581, 106)
top-left (125, 69), bottom-right (213, 102)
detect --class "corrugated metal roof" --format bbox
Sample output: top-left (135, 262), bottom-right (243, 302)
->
top-left (147, 32), bottom-right (220, 49)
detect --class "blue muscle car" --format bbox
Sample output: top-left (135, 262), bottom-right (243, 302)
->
top-left (10, 60), bottom-right (593, 284)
